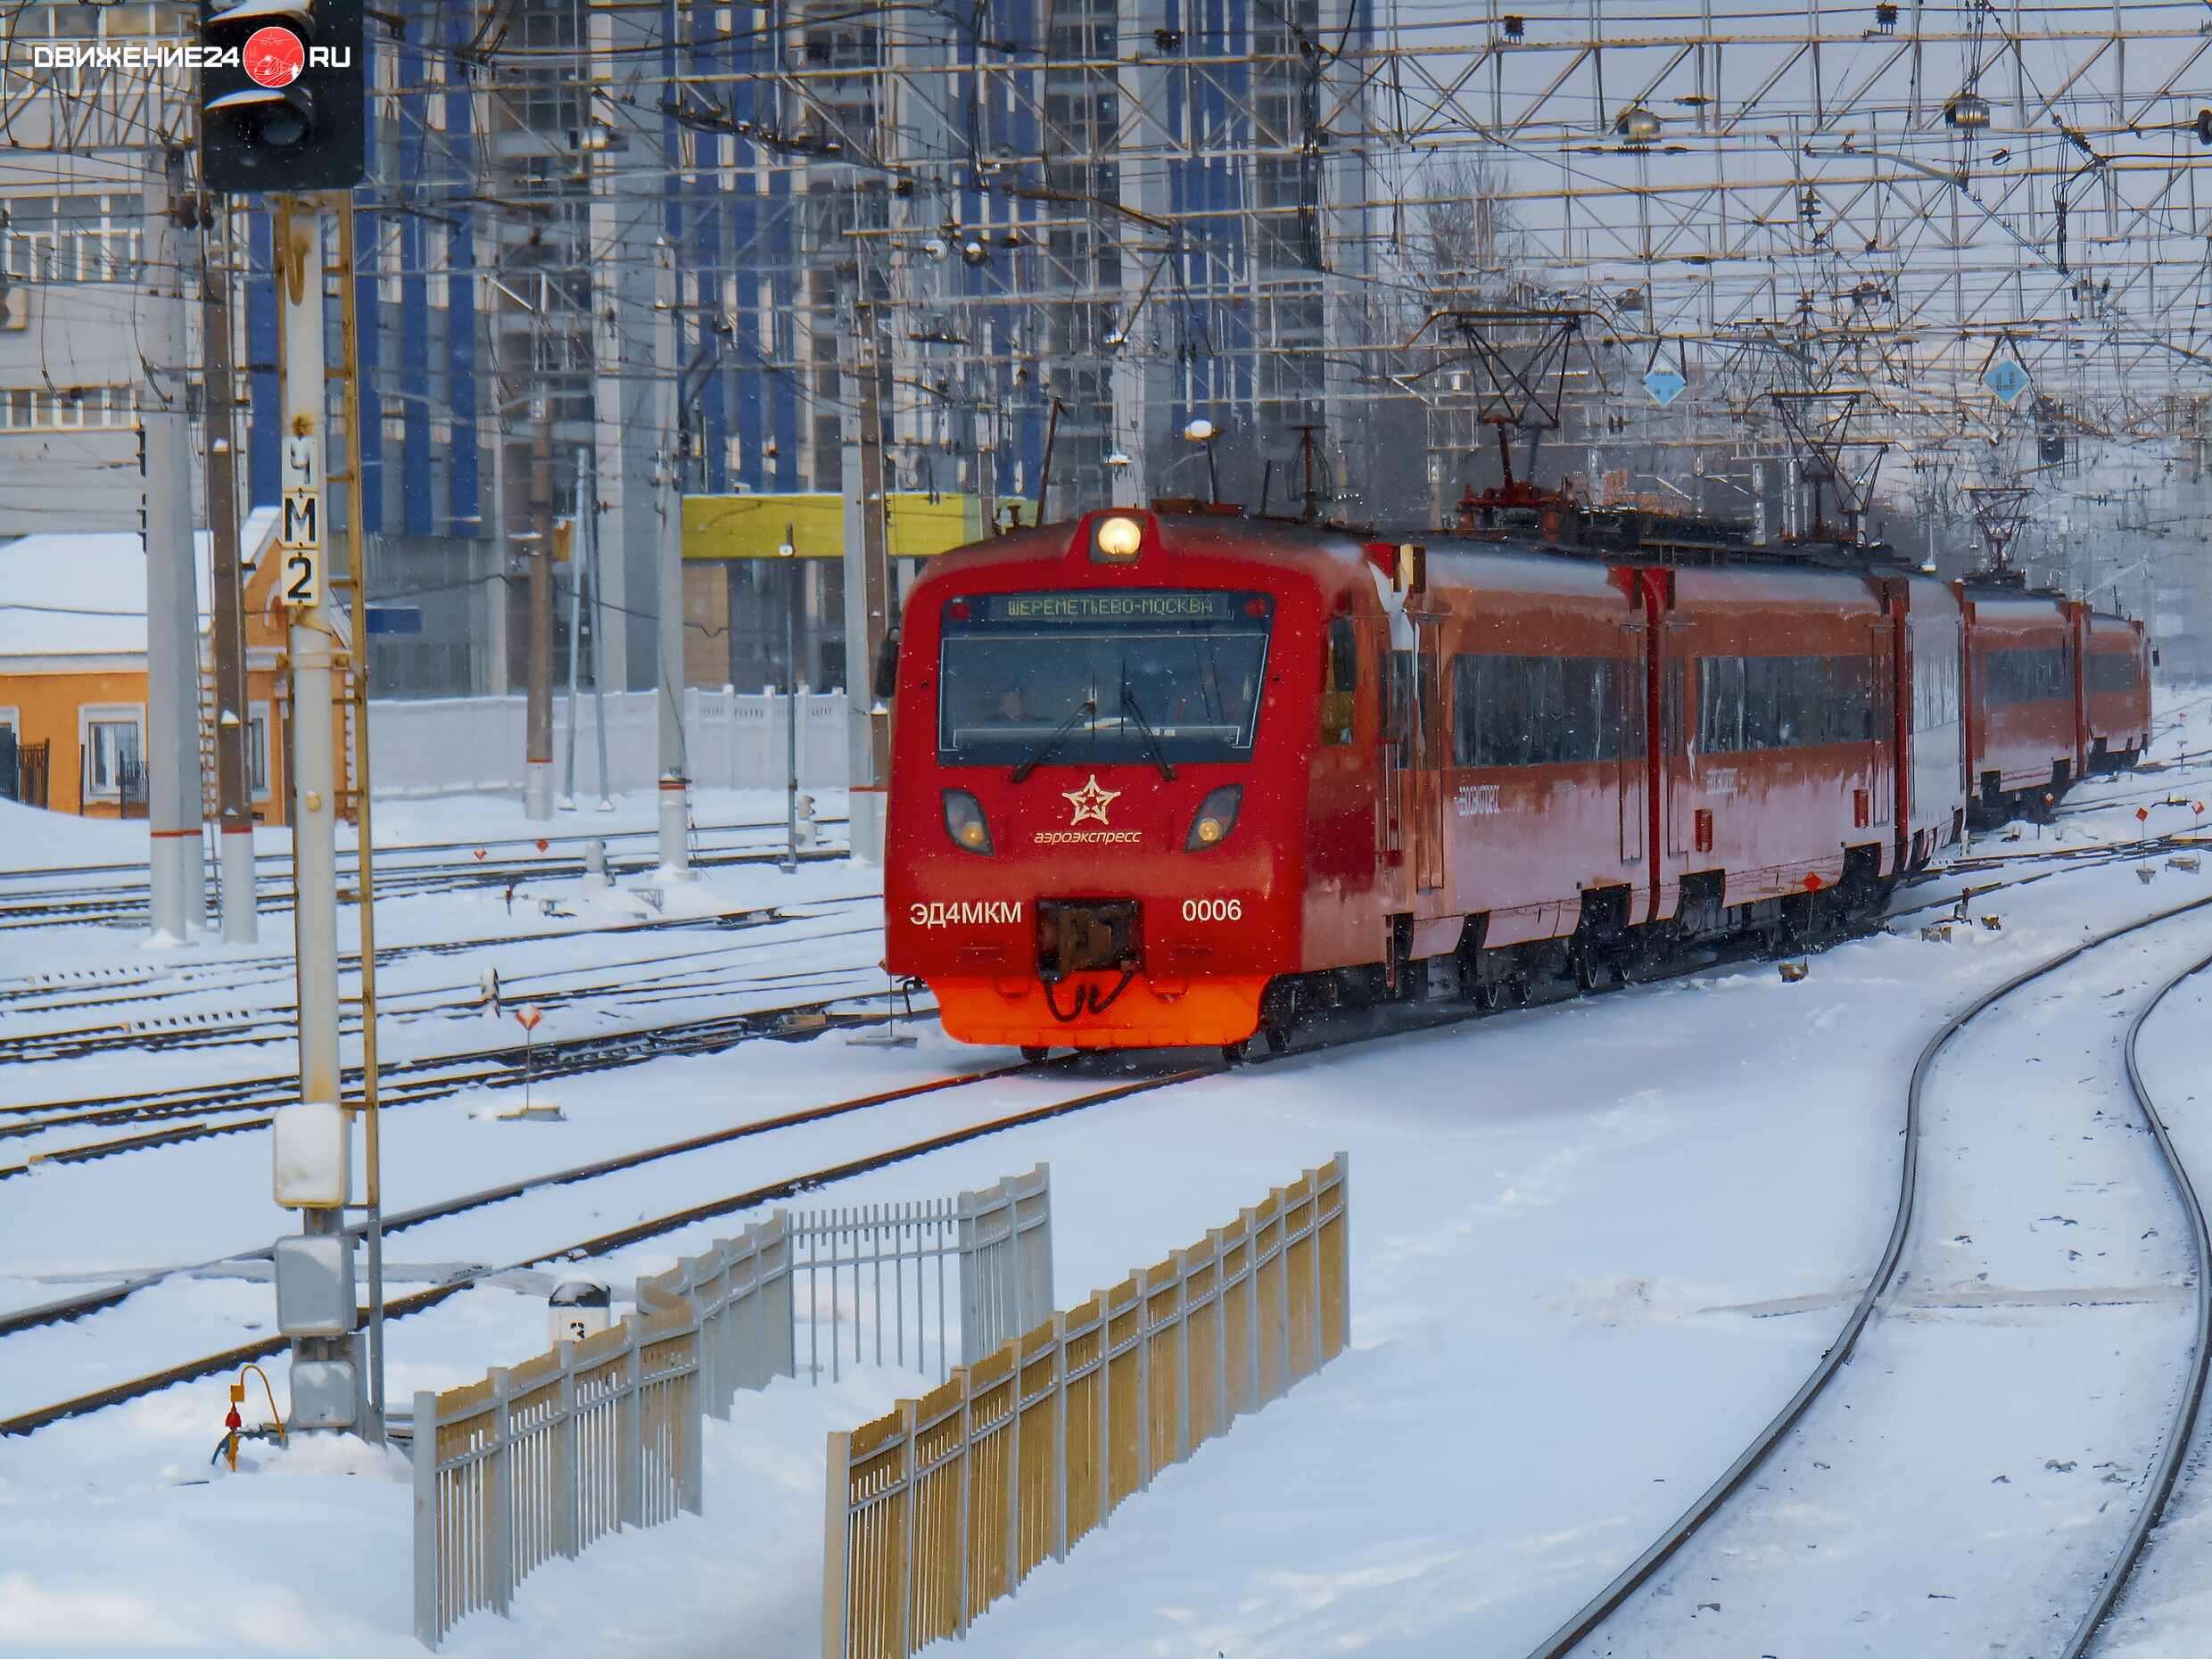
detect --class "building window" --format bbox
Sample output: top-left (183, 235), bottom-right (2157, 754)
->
top-left (248, 704), bottom-right (271, 799)
top-left (80, 709), bottom-right (143, 797)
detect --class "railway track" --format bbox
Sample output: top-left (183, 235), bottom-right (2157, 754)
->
top-left (0, 907), bottom-right (883, 1067)
top-left (0, 838), bottom-right (848, 929)
top-left (0, 1060), bottom-right (1209, 1438)
top-left (7, 832), bottom-right (2194, 1217)
top-left (1515, 894), bottom-right (2212, 1659)
top-left (0, 979), bottom-right (931, 1176)
top-left (0, 969), bottom-right (1625, 1436)
top-left (0, 892), bottom-right (881, 1013)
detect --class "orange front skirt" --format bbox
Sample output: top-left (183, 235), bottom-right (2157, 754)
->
top-left (930, 970), bottom-right (1267, 1051)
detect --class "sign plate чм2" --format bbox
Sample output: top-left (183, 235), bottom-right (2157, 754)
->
top-left (280, 488), bottom-right (322, 608)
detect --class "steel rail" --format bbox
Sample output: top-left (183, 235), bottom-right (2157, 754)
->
top-left (0, 841), bottom-right (850, 929)
top-left (0, 989), bottom-right (940, 1176)
top-left (1517, 891), bottom-right (2212, 1659)
top-left (0, 1052), bottom-right (1013, 1341)
top-left (2056, 946), bottom-right (2212, 1658)
top-left (0, 1064), bottom-right (1213, 1439)
top-left (0, 817), bottom-right (849, 888)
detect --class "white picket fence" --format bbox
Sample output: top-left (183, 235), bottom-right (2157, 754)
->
top-left (409, 1170), bottom-right (1053, 1649)
top-left (369, 689), bottom-right (853, 799)
top-left (792, 1166), bottom-right (1055, 1387)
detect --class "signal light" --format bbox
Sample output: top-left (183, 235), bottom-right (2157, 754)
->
top-left (201, 0), bottom-right (367, 195)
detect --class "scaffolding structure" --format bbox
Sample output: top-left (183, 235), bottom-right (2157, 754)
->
top-left (8, 0), bottom-right (2212, 670)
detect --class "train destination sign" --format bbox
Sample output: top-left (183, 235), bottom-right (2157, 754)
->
top-left (966, 591), bottom-right (1258, 626)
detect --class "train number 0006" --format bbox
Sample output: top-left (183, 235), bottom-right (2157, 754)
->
top-left (1181, 898), bottom-right (1243, 922)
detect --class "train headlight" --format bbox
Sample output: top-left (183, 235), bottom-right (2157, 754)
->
top-left (1184, 785), bottom-right (1242, 852)
top-left (1093, 514), bottom-right (1144, 561)
top-left (943, 789), bottom-right (995, 855)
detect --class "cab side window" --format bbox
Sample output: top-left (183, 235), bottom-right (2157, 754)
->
top-left (1320, 615), bottom-right (1357, 745)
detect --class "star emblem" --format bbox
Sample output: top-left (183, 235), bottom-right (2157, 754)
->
top-left (1061, 773), bottom-right (1121, 827)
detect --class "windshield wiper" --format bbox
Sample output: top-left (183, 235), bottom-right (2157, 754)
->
top-left (1010, 697), bottom-right (1096, 782)
top-left (1119, 686), bottom-right (1177, 780)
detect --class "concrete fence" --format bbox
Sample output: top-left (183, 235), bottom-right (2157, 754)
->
top-left (410, 1172), bottom-right (1054, 1648)
top-left (821, 1154), bottom-right (1351, 1659)
top-left (369, 689), bottom-right (853, 799)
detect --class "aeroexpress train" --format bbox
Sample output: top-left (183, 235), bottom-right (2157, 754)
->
top-left (879, 490), bottom-right (2153, 1058)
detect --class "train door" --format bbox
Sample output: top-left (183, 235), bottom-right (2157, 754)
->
top-left (1412, 618), bottom-right (1445, 893)
top-left (1378, 632), bottom-right (1406, 866)
top-left (1618, 624), bottom-right (1647, 863)
top-left (1662, 642), bottom-right (1688, 858)
top-left (1869, 622), bottom-right (1894, 827)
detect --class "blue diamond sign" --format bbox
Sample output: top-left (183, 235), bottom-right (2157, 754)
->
top-left (1644, 367), bottom-right (1687, 406)
top-left (1985, 359), bottom-right (2031, 405)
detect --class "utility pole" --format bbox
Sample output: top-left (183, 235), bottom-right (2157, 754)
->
top-left (561, 446), bottom-right (588, 809)
top-left (781, 524), bottom-right (800, 876)
top-left (269, 194), bottom-right (357, 1432)
top-left (655, 240), bottom-right (691, 877)
top-left (143, 145), bottom-right (206, 943)
top-left (202, 191), bottom-right (256, 944)
top-left (842, 300), bottom-right (891, 864)
top-left (523, 392), bottom-right (555, 821)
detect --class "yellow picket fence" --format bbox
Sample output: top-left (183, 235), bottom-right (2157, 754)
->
top-left (821, 1154), bottom-right (1351, 1659)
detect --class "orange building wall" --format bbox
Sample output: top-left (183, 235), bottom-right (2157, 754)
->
top-left (2, 667), bottom-right (151, 817)
top-left (2, 539), bottom-right (347, 822)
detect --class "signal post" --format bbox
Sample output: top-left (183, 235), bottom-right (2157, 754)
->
top-left (201, 0), bottom-right (373, 1432)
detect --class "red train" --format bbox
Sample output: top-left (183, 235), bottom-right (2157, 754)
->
top-left (883, 504), bottom-right (2153, 1057)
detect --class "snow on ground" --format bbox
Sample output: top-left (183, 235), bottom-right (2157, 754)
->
top-left (1591, 916), bottom-right (2212, 1656)
top-left (11, 719), bottom-right (2212, 1656)
top-left (2089, 963), bottom-right (2212, 1659)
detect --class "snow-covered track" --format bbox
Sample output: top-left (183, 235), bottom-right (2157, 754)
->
top-left (0, 1061), bottom-right (1208, 1439)
top-left (0, 986), bottom-right (933, 1176)
top-left (0, 838), bottom-right (847, 930)
top-left (2055, 946), bottom-right (2212, 1658)
top-left (1516, 892), bottom-right (2212, 1659)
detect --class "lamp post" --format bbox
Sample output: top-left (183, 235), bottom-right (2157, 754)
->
top-left (1184, 417), bottom-right (1220, 503)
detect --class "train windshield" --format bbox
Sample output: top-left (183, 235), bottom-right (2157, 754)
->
top-left (937, 589), bottom-right (1273, 767)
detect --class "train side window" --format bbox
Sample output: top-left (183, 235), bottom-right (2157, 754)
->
top-left (1662, 659), bottom-right (1686, 755)
top-left (1696, 656), bottom-right (1744, 754)
top-left (1320, 617), bottom-right (1357, 745)
top-left (1451, 654), bottom-right (1632, 766)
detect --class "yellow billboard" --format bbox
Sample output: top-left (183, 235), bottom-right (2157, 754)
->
top-left (681, 492), bottom-right (986, 559)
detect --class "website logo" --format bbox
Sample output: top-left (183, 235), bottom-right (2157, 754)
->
top-left (243, 26), bottom-right (305, 87)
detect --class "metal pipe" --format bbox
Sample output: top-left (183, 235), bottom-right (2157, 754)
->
top-left (336, 197), bottom-right (387, 1443)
